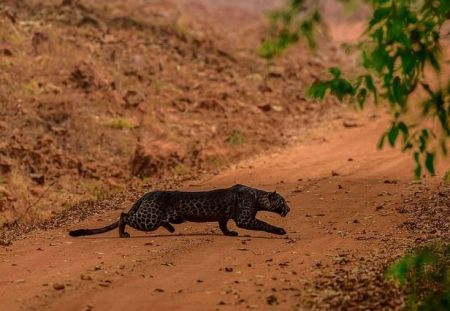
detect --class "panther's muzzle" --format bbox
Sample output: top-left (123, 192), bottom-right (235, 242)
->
top-left (277, 205), bottom-right (290, 217)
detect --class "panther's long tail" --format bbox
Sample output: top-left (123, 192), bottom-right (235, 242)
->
top-left (69, 221), bottom-right (119, 237)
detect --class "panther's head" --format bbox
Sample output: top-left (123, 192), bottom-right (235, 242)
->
top-left (260, 191), bottom-right (290, 217)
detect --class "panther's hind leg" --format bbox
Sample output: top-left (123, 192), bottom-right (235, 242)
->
top-left (219, 219), bottom-right (238, 236)
top-left (161, 223), bottom-right (175, 233)
top-left (119, 213), bottom-right (130, 238)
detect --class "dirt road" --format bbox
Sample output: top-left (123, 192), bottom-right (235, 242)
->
top-left (1, 111), bottom-right (445, 311)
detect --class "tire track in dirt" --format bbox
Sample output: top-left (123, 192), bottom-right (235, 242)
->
top-left (1, 112), bottom-right (446, 310)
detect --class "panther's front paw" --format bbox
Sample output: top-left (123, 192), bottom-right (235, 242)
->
top-left (274, 228), bottom-right (286, 235)
top-left (227, 231), bottom-right (239, 237)
top-left (120, 232), bottom-right (131, 238)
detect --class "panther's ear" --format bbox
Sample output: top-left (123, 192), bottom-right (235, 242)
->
top-left (270, 191), bottom-right (277, 199)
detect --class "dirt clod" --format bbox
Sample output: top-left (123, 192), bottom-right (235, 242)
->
top-left (266, 295), bottom-right (279, 305)
top-left (52, 283), bottom-right (65, 290)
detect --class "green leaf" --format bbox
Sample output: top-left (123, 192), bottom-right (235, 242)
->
top-left (401, 50), bottom-right (416, 76)
top-left (427, 48), bottom-right (441, 72)
top-left (329, 67), bottom-right (341, 78)
top-left (425, 152), bottom-right (435, 175)
top-left (397, 122), bottom-right (409, 136)
top-left (330, 78), bottom-right (355, 101)
top-left (388, 124), bottom-right (399, 146)
top-left (356, 88), bottom-right (367, 108)
top-left (369, 7), bottom-right (391, 27)
top-left (393, 77), bottom-right (407, 107)
top-left (371, 47), bottom-right (391, 73)
top-left (311, 9), bottom-right (321, 23)
top-left (402, 142), bottom-right (413, 151)
top-left (387, 259), bottom-right (410, 285)
top-left (377, 134), bottom-right (386, 150)
top-left (414, 152), bottom-right (422, 178)
top-left (364, 74), bottom-right (378, 104)
top-left (441, 140), bottom-right (448, 155)
top-left (308, 82), bottom-right (329, 100)
top-left (419, 129), bottom-right (429, 152)
top-left (415, 163), bottom-right (422, 179)
top-left (259, 39), bottom-right (282, 59)
top-left (443, 170), bottom-right (450, 185)
top-left (353, 75), bottom-right (364, 90)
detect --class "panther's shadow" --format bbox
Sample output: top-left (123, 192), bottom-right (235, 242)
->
top-left (78, 232), bottom-right (287, 240)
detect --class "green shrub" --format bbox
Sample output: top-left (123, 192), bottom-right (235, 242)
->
top-left (386, 241), bottom-right (450, 310)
